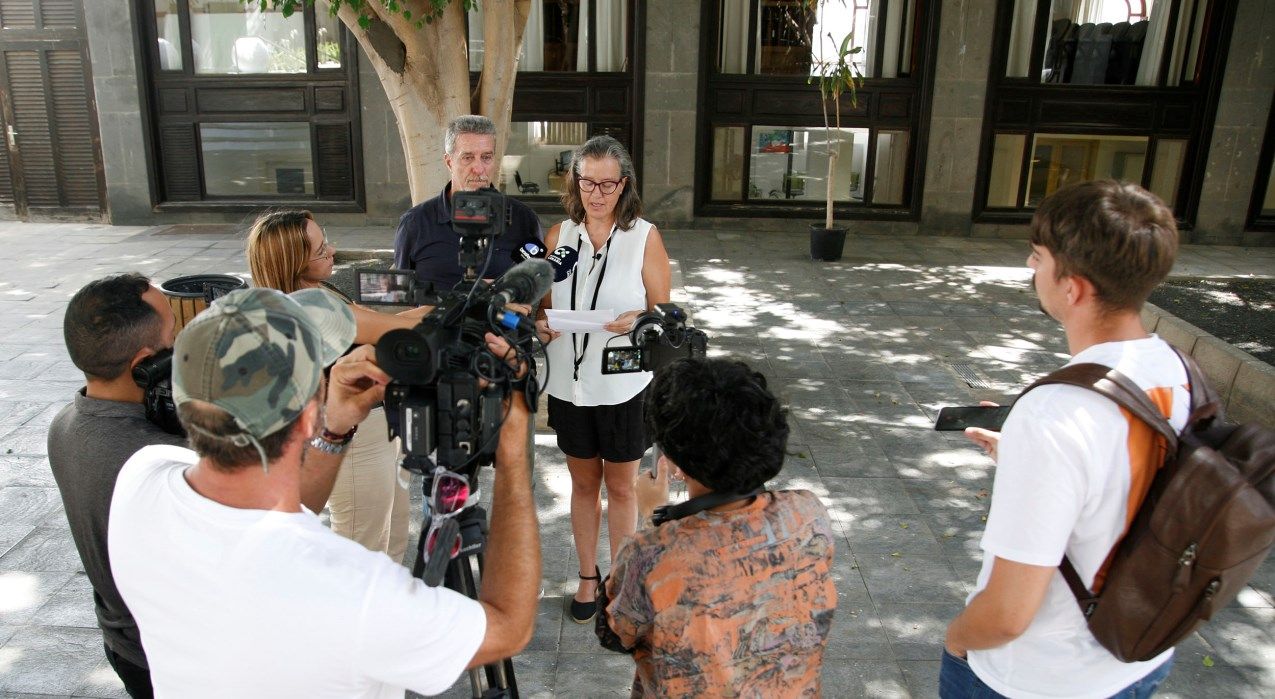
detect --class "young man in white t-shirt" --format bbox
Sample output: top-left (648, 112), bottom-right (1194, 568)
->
top-left (108, 287), bottom-right (540, 698)
top-left (943, 180), bottom-right (1185, 699)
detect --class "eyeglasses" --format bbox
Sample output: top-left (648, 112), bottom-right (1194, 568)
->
top-left (420, 467), bottom-right (474, 581)
top-left (310, 238), bottom-right (333, 261)
top-left (577, 177), bottom-right (625, 195)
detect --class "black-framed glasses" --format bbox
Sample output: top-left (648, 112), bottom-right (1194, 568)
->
top-left (577, 177), bottom-right (625, 195)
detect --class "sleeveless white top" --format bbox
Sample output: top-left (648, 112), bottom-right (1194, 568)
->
top-left (544, 217), bottom-right (653, 407)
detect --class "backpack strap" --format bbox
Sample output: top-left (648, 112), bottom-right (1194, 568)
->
top-left (1169, 347), bottom-right (1222, 426)
top-left (1023, 363), bottom-right (1179, 448)
top-left (1018, 361), bottom-right (1181, 609)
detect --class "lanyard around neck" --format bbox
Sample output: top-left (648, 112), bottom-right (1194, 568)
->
top-left (570, 225), bottom-right (616, 382)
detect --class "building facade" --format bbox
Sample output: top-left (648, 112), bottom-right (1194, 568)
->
top-left (0, 0), bottom-right (1271, 244)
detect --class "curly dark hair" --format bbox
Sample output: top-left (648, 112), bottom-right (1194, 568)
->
top-left (644, 358), bottom-right (789, 493)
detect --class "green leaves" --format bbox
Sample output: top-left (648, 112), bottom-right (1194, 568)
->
top-left (243, 0), bottom-right (457, 34)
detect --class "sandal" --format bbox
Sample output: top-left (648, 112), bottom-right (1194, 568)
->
top-left (570, 566), bottom-right (601, 623)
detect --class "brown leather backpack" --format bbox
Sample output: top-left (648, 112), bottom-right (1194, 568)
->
top-left (1021, 351), bottom-right (1275, 662)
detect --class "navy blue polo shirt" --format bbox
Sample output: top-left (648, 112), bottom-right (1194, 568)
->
top-left (393, 184), bottom-right (544, 292)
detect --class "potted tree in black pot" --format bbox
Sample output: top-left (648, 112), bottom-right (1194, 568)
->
top-left (807, 7), bottom-right (863, 261)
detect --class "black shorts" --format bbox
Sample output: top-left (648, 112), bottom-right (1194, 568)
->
top-left (547, 389), bottom-right (651, 463)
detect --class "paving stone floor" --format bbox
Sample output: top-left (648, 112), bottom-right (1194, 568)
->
top-left (0, 220), bottom-right (1272, 698)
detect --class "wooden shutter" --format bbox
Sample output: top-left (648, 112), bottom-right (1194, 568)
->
top-left (315, 123), bottom-right (353, 199)
top-left (4, 51), bottom-right (58, 206)
top-left (37, 0), bottom-right (75, 27)
top-left (0, 0), bottom-right (37, 29)
top-left (159, 123), bottom-right (201, 200)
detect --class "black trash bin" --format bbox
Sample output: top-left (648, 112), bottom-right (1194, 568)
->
top-left (160, 274), bottom-right (248, 331)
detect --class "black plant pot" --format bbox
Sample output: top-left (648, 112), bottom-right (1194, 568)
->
top-left (809, 225), bottom-right (847, 261)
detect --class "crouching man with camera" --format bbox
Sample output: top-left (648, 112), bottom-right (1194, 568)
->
top-left (107, 287), bottom-right (539, 698)
top-left (596, 358), bottom-right (838, 697)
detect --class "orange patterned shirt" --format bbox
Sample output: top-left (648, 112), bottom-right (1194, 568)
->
top-left (601, 490), bottom-right (837, 698)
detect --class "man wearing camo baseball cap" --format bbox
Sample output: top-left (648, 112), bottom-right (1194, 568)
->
top-left (107, 286), bottom-right (541, 698)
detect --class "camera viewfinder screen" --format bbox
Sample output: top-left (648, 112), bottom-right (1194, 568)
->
top-left (601, 347), bottom-right (643, 374)
top-left (356, 270), bottom-right (413, 305)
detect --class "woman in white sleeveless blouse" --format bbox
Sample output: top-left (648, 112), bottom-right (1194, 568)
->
top-left (535, 136), bottom-right (671, 623)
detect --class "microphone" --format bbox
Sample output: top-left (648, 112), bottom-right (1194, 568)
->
top-left (490, 258), bottom-right (553, 308)
top-left (546, 246), bottom-right (579, 283)
top-left (513, 241), bottom-right (546, 263)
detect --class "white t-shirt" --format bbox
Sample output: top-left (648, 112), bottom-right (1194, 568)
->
top-left (545, 217), bottom-right (653, 406)
top-left (108, 445), bottom-right (486, 699)
top-left (968, 336), bottom-right (1190, 699)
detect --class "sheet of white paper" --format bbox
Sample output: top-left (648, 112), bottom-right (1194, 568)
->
top-left (545, 309), bottom-right (616, 333)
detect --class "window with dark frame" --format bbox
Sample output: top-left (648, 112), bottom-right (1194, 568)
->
top-left (698, 0), bottom-right (935, 218)
top-left (469, 1), bottom-right (641, 202)
top-left (1248, 92), bottom-right (1275, 233)
top-left (976, 0), bottom-right (1235, 223)
top-left (140, 0), bottom-right (362, 209)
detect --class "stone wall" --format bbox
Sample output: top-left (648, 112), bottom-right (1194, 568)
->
top-left (919, 0), bottom-right (996, 237)
top-left (84, 0), bottom-right (152, 224)
top-left (641, 0), bottom-right (701, 224)
top-left (1194, 0), bottom-right (1275, 245)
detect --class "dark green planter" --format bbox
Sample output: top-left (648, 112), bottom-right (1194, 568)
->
top-left (809, 225), bottom-right (847, 261)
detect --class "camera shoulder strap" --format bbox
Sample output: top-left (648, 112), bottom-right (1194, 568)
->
top-left (569, 225), bottom-right (616, 382)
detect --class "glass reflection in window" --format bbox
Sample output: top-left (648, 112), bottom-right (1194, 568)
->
top-left (189, 0), bottom-right (306, 74)
top-left (749, 126), bottom-right (868, 202)
top-left (987, 133), bottom-right (1027, 207)
top-left (873, 130), bottom-right (909, 205)
top-left (315, 8), bottom-right (343, 69)
top-left (471, 1), bottom-right (627, 72)
top-left (1039, 0), bottom-right (1164, 85)
top-left (1026, 134), bottom-right (1148, 206)
top-left (712, 127), bottom-right (746, 200)
top-left (500, 122), bottom-right (589, 197)
top-left (155, 0), bottom-right (182, 71)
top-left (718, 1), bottom-right (914, 78)
top-left (1148, 138), bottom-right (1185, 208)
top-left (200, 123), bottom-right (313, 196)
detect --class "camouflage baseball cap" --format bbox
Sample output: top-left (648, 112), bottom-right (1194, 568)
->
top-left (172, 287), bottom-right (355, 444)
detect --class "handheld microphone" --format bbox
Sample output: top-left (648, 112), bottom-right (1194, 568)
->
top-left (490, 258), bottom-right (553, 308)
top-left (546, 246), bottom-right (579, 283)
top-left (513, 241), bottom-right (547, 263)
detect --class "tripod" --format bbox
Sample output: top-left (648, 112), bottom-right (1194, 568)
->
top-left (411, 470), bottom-right (520, 699)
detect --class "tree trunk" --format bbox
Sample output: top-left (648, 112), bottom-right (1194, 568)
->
top-left (328, 1), bottom-right (529, 204)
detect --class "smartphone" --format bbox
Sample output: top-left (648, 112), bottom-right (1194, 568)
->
top-left (934, 405), bottom-right (1011, 432)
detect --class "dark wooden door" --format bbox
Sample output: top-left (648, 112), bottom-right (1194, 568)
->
top-left (0, 0), bottom-right (104, 218)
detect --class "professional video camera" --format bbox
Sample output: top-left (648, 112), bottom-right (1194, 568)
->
top-left (355, 189), bottom-right (549, 475)
top-left (132, 348), bottom-right (185, 437)
top-left (600, 302), bottom-right (708, 375)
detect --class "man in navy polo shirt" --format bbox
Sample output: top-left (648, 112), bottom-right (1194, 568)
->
top-left (394, 115), bottom-right (543, 291)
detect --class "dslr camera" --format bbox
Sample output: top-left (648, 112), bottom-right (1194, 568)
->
top-left (601, 303), bottom-right (708, 375)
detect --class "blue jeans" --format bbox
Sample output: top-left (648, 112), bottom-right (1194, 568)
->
top-left (939, 649), bottom-right (1173, 699)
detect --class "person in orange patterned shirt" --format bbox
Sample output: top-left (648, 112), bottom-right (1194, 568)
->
top-left (596, 358), bottom-right (837, 698)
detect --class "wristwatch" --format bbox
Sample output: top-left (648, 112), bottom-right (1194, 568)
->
top-left (308, 424), bottom-right (357, 456)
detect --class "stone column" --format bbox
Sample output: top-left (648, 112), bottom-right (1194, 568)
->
top-left (353, 47), bottom-right (410, 226)
top-left (84, 0), bottom-right (153, 224)
top-left (920, 0), bottom-right (997, 236)
top-left (642, 0), bottom-right (702, 224)
top-left (1194, 0), bottom-right (1275, 245)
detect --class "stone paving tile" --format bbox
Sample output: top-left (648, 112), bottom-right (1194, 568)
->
top-left (898, 659), bottom-right (942, 697)
top-left (0, 626), bottom-right (114, 695)
top-left (30, 573), bottom-right (97, 628)
top-left (0, 486), bottom-right (63, 526)
top-left (856, 553), bottom-right (967, 605)
top-left (0, 525), bottom-right (83, 573)
top-left (820, 659), bottom-right (910, 697)
top-left (1, 223), bottom-right (1272, 695)
top-left (73, 660), bottom-right (131, 699)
